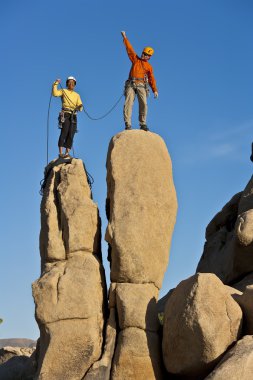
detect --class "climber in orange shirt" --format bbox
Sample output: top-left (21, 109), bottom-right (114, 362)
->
top-left (121, 31), bottom-right (158, 131)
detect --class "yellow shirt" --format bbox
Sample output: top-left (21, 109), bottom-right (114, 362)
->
top-left (52, 83), bottom-right (83, 112)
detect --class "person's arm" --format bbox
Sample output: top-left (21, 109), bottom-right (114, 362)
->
top-left (52, 79), bottom-right (63, 97)
top-left (121, 31), bottom-right (137, 63)
top-left (76, 94), bottom-right (83, 111)
top-left (147, 67), bottom-right (158, 97)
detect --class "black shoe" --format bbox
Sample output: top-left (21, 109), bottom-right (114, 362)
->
top-left (140, 125), bottom-right (149, 131)
top-left (125, 124), bottom-right (131, 130)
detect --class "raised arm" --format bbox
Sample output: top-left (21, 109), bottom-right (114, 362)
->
top-left (52, 79), bottom-right (63, 97)
top-left (121, 31), bottom-right (137, 63)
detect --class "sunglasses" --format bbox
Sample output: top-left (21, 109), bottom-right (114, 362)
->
top-left (142, 52), bottom-right (151, 57)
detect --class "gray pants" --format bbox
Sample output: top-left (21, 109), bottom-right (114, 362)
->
top-left (123, 85), bottom-right (147, 126)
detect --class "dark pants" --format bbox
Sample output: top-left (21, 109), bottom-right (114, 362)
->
top-left (58, 113), bottom-right (77, 149)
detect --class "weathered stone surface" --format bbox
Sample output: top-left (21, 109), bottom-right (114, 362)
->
top-left (83, 308), bottom-right (117, 380)
top-left (205, 335), bottom-right (253, 379)
top-left (109, 282), bottom-right (117, 309)
top-left (40, 159), bottom-right (101, 266)
top-left (105, 130), bottom-right (177, 289)
top-left (162, 273), bottom-right (242, 378)
top-left (232, 272), bottom-right (253, 292)
top-left (34, 158), bottom-right (106, 380)
top-left (197, 176), bottom-right (253, 284)
top-left (225, 285), bottom-right (242, 297)
top-left (111, 328), bottom-right (163, 380)
top-left (33, 254), bottom-right (104, 323)
top-left (196, 193), bottom-right (240, 283)
top-left (233, 285), bottom-right (253, 334)
top-left (116, 283), bottom-right (159, 331)
top-left (37, 319), bottom-right (102, 380)
top-left (0, 347), bottom-right (35, 380)
top-left (236, 209), bottom-right (253, 246)
top-left (157, 289), bottom-right (174, 315)
top-left (0, 347), bottom-right (34, 365)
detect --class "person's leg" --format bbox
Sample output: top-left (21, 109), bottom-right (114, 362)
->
top-left (137, 87), bottom-right (148, 129)
top-left (65, 115), bottom-right (77, 156)
top-left (123, 86), bottom-right (135, 129)
top-left (58, 114), bottom-right (70, 156)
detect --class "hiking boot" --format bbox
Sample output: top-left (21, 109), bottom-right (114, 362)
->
top-left (140, 125), bottom-right (149, 131)
top-left (64, 153), bottom-right (72, 158)
top-left (59, 153), bottom-right (65, 158)
top-left (125, 123), bottom-right (131, 130)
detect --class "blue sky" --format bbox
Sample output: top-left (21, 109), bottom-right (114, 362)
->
top-left (1, 0), bottom-right (252, 339)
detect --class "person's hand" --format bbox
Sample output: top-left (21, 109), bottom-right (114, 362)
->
top-left (55, 78), bottom-right (61, 84)
top-left (121, 31), bottom-right (126, 38)
top-left (154, 91), bottom-right (158, 99)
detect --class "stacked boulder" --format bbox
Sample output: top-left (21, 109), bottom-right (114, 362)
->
top-left (162, 175), bottom-right (253, 379)
top-left (197, 176), bottom-right (253, 286)
top-left (162, 273), bottom-right (242, 378)
top-left (33, 159), bottom-right (106, 380)
top-left (105, 130), bottom-right (177, 380)
top-left (0, 346), bottom-right (35, 379)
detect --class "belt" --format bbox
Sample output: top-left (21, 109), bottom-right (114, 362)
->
top-left (129, 77), bottom-right (145, 82)
top-left (62, 107), bottom-right (77, 114)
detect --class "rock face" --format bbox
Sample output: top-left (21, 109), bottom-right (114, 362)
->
top-left (197, 176), bottom-right (253, 284)
top-left (0, 346), bottom-right (35, 380)
top-left (33, 159), bottom-right (106, 380)
top-left (162, 273), bottom-right (242, 378)
top-left (233, 285), bottom-right (253, 335)
top-left (205, 335), bottom-right (253, 379)
top-left (105, 130), bottom-right (177, 288)
top-left (105, 131), bottom-right (177, 380)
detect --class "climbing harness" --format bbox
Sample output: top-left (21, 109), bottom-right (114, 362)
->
top-left (58, 108), bottom-right (78, 134)
top-left (124, 75), bottom-right (150, 96)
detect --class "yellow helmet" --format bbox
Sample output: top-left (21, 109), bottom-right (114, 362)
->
top-left (143, 46), bottom-right (154, 56)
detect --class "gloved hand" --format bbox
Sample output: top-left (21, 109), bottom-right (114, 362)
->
top-left (121, 31), bottom-right (126, 38)
top-left (154, 91), bottom-right (158, 99)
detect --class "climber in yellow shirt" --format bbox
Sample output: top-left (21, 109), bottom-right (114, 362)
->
top-left (52, 76), bottom-right (83, 158)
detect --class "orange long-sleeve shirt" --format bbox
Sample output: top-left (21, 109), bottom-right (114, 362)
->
top-left (123, 37), bottom-right (158, 93)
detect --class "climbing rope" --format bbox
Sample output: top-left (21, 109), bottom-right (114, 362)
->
top-left (46, 92), bottom-right (53, 165)
top-left (58, 82), bottom-right (124, 120)
top-left (40, 160), bottom-right (94, 196)
top-left (83, 164), bottom-right (94, 190)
